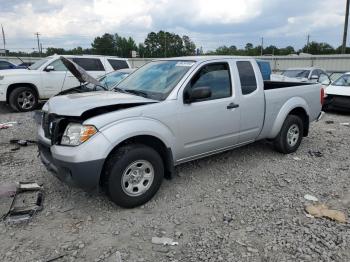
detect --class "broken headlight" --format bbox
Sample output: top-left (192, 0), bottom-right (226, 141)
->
top-left (61, 123), bottom-right (97, 146)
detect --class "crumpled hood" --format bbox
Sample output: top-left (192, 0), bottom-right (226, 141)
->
top-left (44, 91), bottom-right (157, 116)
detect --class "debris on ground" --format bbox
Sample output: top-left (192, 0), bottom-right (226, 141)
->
top-left (325, 120), bottom-right (334, 124)
top-left (1, 182), bottom-right (44, 224)
top-left (293, 157), bottom-right (301, 161)
top-left (9, 139), bottom-right (37, 151)
top-left (308, 150), bottom-right (323, 157)
top-left (115, 251), bottom-right (122, 262)
top-left (152, 237), bottom-right (179, 246)
top-left (0, 122), bottom-right (18, 129)
top-left (304, 194), bottom-right (319, 202)
top-left (10, 139), bottom-right (37, 146)
top-left (340, 122), bottom-right (350, 127)
top-left (305, 204), bottom-right (347, 223)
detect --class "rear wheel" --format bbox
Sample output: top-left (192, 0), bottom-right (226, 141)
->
top-left (274, 115), bottom-right (303, 154)
top-left (9, 87), bottom-right (38, 112)
top-left (104, 144), bottom-right (164, 208)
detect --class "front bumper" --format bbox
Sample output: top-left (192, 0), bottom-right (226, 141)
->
top-left (38, 142), bottom-right (104, 190)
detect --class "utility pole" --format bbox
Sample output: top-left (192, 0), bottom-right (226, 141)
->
top-left (35, 32), bottom-right (41, 56)
top-left (342, 0), bottom-right (350, 54)
top-left (306, 34), bottom-right (310, 53)
top-left (1, 24), bottom-right (5, 56)
top-left (260, 37), bottom-right (264, 56)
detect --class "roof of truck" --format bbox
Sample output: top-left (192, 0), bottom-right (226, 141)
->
top-left (157, 56), bottom-right (255, 62)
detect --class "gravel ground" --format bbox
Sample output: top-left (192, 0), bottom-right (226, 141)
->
top-left (0, 102), bottom-right (350, 262)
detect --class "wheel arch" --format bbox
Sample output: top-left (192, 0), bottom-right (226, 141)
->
top-left (268, 97), bottom-right (310, 139)
top-left (6, 83), bottom-right (39, 103)
top-left (100, 134), bottom-right (174, 188)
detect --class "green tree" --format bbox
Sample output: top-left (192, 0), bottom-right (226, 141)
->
top-left (143, 31), bottom-right (195, 57)
top-left (91, 33), bottom-right (115, 55)
top-left (182, 35), bottom-right (196, 55)
top-left (301, 41), bottom-right (335, 55)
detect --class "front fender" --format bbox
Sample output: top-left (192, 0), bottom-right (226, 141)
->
top-left (268, 97), bottom-right (310, 139)
top-left (99, 117), bottom-right (177, 159)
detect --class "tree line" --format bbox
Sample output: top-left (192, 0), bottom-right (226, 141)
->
top-left (6, 31), bottom-right (350, 58)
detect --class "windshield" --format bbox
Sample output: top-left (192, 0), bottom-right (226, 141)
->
top-left (29, 58), bottom-right (50, 70)
top-left (116, 60), bottom-right (194, 100)
top-left (282, 70), bottom-right (310, 78)
top-left (100, 71), bottom-right (130, 89)
top-left (332, 74), bottom-right (350, 87)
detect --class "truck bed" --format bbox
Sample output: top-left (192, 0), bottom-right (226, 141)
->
top-left (257, 81), bottom-right (322, 140)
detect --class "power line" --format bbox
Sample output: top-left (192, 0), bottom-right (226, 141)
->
top-left (342, 0), bottom-right (350, 53)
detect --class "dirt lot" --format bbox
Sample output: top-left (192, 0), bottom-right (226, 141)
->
top-left (1, 102), bottom-right (350, 262)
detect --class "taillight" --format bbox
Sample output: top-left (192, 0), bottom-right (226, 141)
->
top-left (320, 88), bottom-right (325, 105)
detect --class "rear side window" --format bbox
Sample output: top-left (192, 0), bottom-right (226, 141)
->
top-left (237, 61), bottom-right (257, 95)
top-left (72, 58), bottom-right (105, 71)
top-left (108, 59), bottom-right (129, 70)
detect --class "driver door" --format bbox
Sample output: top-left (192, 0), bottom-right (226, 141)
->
top-left (176, 62), bottom-right (240, 161)
top-left (41, 59), bottom-right (79, 98)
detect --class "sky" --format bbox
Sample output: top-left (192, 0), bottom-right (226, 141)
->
top-left (0, 0), bottom-right (347, 52)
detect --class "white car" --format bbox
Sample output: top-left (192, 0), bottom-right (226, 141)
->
top-left (324, 72), bottom-right (350, 110)
top-left (271, 67), bottom-right (331, 85)
top-left (0, 55), bottom-right (130, 111)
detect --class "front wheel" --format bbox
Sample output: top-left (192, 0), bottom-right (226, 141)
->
top-left (274, 115), bottom-right (304, 154)
top-left (9, 87), bottom-right (38, 112)
top-left (104, 144), bottom-right (164, 208)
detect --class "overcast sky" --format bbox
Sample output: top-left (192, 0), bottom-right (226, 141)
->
top-left (0, 0), bottom-right (347, 52)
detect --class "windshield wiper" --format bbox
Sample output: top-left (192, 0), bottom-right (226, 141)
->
top-left (123, 89), bottom-right (148, 98)
top-left (113, 87), bottom-right (128, 93)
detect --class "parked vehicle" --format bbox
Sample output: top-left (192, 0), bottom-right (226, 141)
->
top-left (18, 62), bottom-right (34, 67)
top-left (0, 55), bottom-right (131, 112)
top-left (271, 67), bottom-right (331, 85)
top-left (57, 68), bottom-right (135, 95)
top-left (0, 60), bottom-right (24, 70)
top-left (324, 72), bottom-right (350, 110)
top-left (38, 56), bottom-right (323, 208)
top-left (256, 60), bottom-right (271, 80)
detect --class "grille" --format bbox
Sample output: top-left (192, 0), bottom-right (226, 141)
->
top-left (42, 113), bottom-right (51, 139)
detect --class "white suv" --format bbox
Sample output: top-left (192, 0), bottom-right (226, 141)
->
top-left (0, 55), bottom-right (130, 111)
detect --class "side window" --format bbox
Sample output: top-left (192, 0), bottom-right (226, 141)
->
top-left (72, 58), bottom-right (105, 71)
top-left (0, 61), bottom-right (13, 69)
top-left (237, 61), bottom-right (257, 95)
top-left (319, 74), bottom-right (330, 85)
top-left (186, 63), bottom-right (231, 101)
top-left (48, 59), bottom-right (67, 71)
top-left (108, 59), bottom-right (129, 70)
top-left (312, 70), bottom-right (321, 78)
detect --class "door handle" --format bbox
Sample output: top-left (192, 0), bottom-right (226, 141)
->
top-left (227, 102), bottom-right (239, 109)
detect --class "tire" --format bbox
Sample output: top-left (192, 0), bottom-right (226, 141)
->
top-left (274, 115), bottom-right (304, 154)
top-left (104, 144), bottom-right (164, 208)
top-left (9, 87), bottom-right (38, 112)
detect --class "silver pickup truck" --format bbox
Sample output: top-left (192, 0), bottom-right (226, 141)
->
top-left (38, 56), bottom-right (324, 208)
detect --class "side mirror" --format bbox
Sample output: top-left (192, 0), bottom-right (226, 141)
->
top-left (310, 75), bottom-right (319, 80)
top-left (184, 86), bottom-right (211, 103)
top-left (44, 65), bottom-right (54, 72)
